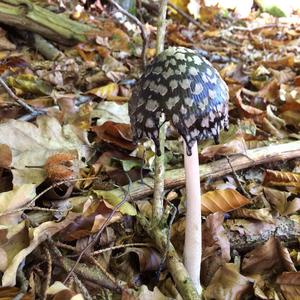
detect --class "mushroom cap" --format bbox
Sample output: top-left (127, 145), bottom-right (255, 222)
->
top-left (129, 46), bottom-right (229, 156)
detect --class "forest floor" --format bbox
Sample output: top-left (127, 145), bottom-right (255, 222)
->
top-left (0, 1), bottom-right (300, 299)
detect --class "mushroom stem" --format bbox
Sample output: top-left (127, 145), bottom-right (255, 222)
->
top-left (183, 142), bottom-right (202, 294)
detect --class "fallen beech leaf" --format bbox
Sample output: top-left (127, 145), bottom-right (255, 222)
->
top-left (202, 189), bottom-right (251, 215)
top-left (0, 221), bottom-right (29, 272)
top-left (231, 208), bottom-right (274, 223)
top-left (262, 54), bottom-right (295, 69)
top-left (117, 247), bottom-right (161, 272)
top-left (0, 144), bottom-right (12, 169)
top-left (200, 137), bottom-right (247, 159)
top-left (263, 187), bottom-right (290, 215)
top-left (59, 200), bottom-right (121, 241)
top-left (0, 116), bottom-right (90, 170)
top-left (235, 89), bottom-right (264, 116)
top-left (202, 213), bottom-right (230, 286)
top-left (263, 169), bottom-right (300, 188)
top-left (242, 237), bottom-right (296, 277)
top-left (200, 5), bottom-right (220, 23)
top-left (280, 111), bottom-right (300, 128)
top-left (204, 263), bottom-right (253, 300)
top-left (277, 272), bottom-right (300, 300)
top-left (92, 121), bottom-right (135, 151)
top-left (6, 74), bottom-right (52, 96)
top-left (92, 101), bottom-right (130, 125)
top-left (2, 212), bottom-right (79, 287)
top-left (0, 184), bottom-right (36, 225)
top-left (88, 82), bottom-right (119, 100)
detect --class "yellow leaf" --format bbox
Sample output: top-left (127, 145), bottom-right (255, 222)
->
top-left (88, 83), bottom-right (119, 100)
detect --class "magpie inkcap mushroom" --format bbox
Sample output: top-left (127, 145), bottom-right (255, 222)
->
top-left (129, 46), bottom-right (229, 155)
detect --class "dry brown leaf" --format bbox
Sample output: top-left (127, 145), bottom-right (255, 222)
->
top-left (202, 212), bottom-right (230, 286)
top-left (204, 263), bottom-right (253, 300)
top-left (263, 169), bottom-right (300, 188)
top-left (200, 137), bottom-right (247, 159)
top-left (277, 272), bottom-right (300, 300)
top-left (263, 187), bottom-right (290, 215)
top-left (242, 237), bottom-right (296, 277)
top-left (231, 208), bottom-right (274, 223)
top-left (92, 121), bottom-right (135, 151)
top-left (202, 189), bottom-right (251, 215)
top-left (0, 144), bottom-right (12, 169)
top-left (235, 89), bottom-right (265, 117)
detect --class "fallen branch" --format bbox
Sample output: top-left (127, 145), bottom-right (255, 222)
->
top-left (227, 216), bottom-right (300, 253)
top-left (112, 141), bottom-right (300, 200)
top-left (0, 0), bottom-right (95, 44)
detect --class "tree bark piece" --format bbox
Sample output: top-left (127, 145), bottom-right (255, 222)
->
top-left (227, 216), bottom-right (300, 253)
top-left (112, 141), bottom-right (300, 200)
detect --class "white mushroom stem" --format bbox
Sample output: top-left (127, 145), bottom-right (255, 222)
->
top-left (183, 142), bottom-right (202, 294)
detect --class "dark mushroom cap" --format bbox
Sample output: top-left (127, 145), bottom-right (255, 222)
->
top-left (129, 46), bottom-right (229, 156)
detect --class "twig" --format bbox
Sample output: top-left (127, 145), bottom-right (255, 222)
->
top-left (231, 23), bottom-right (288, 32)
top-left (86, 255), bottom-right (118, 286)
top-left (0, 77), bottom-right (44, 115)
top-left (56, 241), bottom-right (151, 255)
top-left (73, 276), bottom-right (93, 300)
top-left (225, 156), bottom-right (251, 199)
top-left (0, 206), bottom-right (72, 217)
top-left (107, 0), bottom-right (148, 68)
top-left (47, 238), bottom-right (121, 292)
top-left (152, 0), bottom-right (168, 226)
top-left (167, 1), bottom-right (206, 31)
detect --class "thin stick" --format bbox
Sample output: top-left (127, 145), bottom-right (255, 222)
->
top-left (0, 77), bottom-right (43, 115)
top-left (152, 0), bottom-right (168, 225)
top-left (56, 241), bottom-right (151, 255)
top-left (107, 0), bottom-right (148, 67)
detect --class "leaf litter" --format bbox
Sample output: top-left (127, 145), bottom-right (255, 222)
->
top-left (1, 0), bottom-right (300, 299)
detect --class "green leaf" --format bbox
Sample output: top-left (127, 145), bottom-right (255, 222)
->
top-left (93, 190), bottom-right (137, 216)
